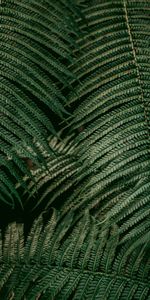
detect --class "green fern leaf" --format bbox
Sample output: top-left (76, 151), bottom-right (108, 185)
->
top-left (0, 0), bottom-right (81, 205)
top-left (0, 210), bottom-right (149, 299)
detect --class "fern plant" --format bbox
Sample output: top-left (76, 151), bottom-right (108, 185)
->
top-left (0, 210), bottom-right (150, 300)
top-left (0, 0), bottom-right (150, 299)
top-left (65, 0), bottom-right (150, 245)
top-left (0, 0), bottom-right (81, 204)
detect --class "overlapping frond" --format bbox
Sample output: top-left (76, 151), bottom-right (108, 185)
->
top-left (0, 1), bottom-right (150, 297)
top-left (0, 0), bottom-right (82, 205)
top-left (18, 134), bottom-right (81, 212)
top-left (9, 0), bottom-right (150, 243)
top-left (62, 0), bottom-right (150, 241)
top-left (0, 210), bottom-right (149, 299)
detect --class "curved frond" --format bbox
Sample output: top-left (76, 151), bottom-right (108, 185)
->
top-left (62, 0), bottom-right (150, 241)
top-left (0, 0), bottom-right (81, 205)
top-left (0, 210), bottom-right (149, 299)
top-left (14, 134), bottom-right (81, 213)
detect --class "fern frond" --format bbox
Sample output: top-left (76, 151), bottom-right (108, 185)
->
top-left (62, 0), bottom-right (150, 241)
top-left (0, 210), bottom-right (149, 299)
top-left (13, 134), bottom-right (81, 213)
top-left (0, 2), bottom-right (150, 297)
top-left (0, 0), bottom-right (81, 206)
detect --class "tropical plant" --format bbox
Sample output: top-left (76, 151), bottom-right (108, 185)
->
top-left (0, 0), bottom-right (150, 299)
top-left (0, 210), bottom-right (150, 299)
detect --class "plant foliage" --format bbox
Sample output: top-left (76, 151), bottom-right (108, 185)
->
top-left (17, 0), bottom-right (150, 245)
top-left (0, 0), bottom-right (81, 204)
top-left (0, 0), bottom-right (150, 298)
top-left (0, 210), bottom-right (150, 300)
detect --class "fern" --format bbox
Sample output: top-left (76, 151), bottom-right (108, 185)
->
top-left (0, 0), bottom-right (150, 298)
top-left (0, 210), bottom-right (149, 299)
top-left (58, 0), bottom-right (150, 240)
top-left (2, 0), bottom-right (149, 242)
top-left (16, 134), bottom-right (81, 212)
top-left (0, 0), bottom-right (81, 205)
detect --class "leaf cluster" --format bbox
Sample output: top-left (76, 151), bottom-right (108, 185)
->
top-left (0, 0), bottom-right (150, 299)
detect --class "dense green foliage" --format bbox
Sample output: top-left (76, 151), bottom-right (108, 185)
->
top-left (0, 211), bottom-right (150, 299)
top-left (0, 0), bottom-right (150, 299)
